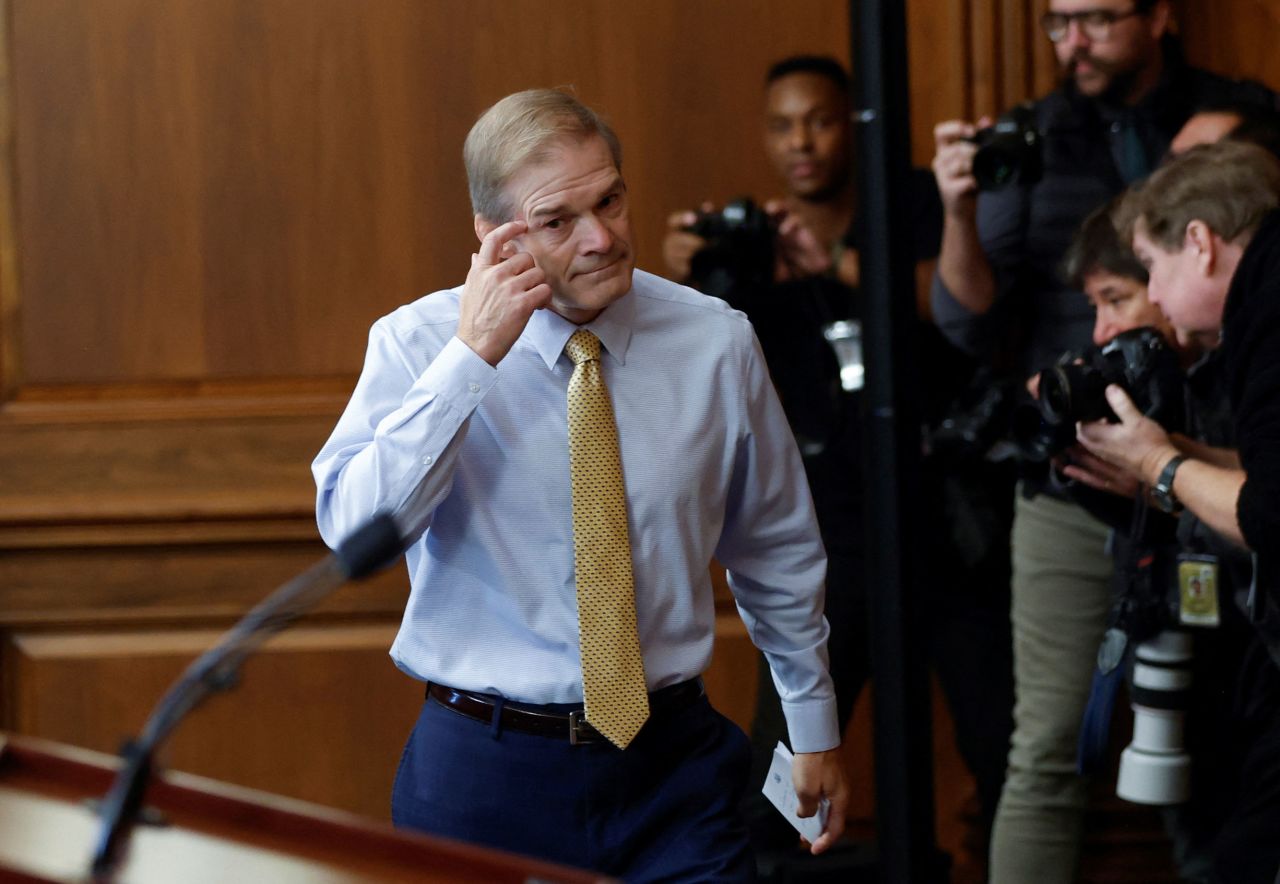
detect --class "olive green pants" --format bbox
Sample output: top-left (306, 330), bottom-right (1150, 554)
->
top-left (989, 491), bottom-right (1113, 884)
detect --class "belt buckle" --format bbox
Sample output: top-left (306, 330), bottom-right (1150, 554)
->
top-left (568, 710), bottom-right (591, 745)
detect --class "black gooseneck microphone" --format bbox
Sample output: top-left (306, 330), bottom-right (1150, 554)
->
top-left (88, 513), bottom-right (405, 881)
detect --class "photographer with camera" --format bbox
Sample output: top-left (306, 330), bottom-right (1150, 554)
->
top-left (1055, 201), bottom-right (1261, 884)
top-left (928, 2), bottom-right (1278, 880)
top-left (1075, 141), bottom-right (1280, 884)
top-left (663, 55), bottom-right (1017, 873)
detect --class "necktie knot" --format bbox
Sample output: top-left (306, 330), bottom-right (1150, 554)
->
top-left (565, 329), bottom-right (601, 366)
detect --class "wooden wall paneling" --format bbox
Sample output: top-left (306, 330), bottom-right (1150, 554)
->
top-left (906, 0), bottom-right (974, 166)
top-left (0, 544), bottom-right (410, 630)
top-left (1175, 0), bottom-right (1280, 90)
top-left (1028, 0), bottom-right (1059, 98)
top-left (0, 0), bottom-right (18, 398)
top-left (0, 418), bottom-right (322, 524)
top-left (6, 624), bottom-right (423, 819)
top-left (968, 0), bottom-right (1002, 119)
top-left (998, 0), bottom-right (1032, 107)
top-left (8, 0), bottom-right (852, 390)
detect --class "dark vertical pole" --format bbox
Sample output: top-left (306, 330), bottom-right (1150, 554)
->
top-left (850, 1), bottom-right (943, 881)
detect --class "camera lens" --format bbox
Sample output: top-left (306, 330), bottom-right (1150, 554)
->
top-left (1039, 367), bottom-right (1073, 424)
top-left (1040, 363), bottom-right (1111, 425)
top-left (1117, 630), bottom-right (1193, 805)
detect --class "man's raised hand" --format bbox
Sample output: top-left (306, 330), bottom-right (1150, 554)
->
top-left (457, 220), bottom-right (552, 366)
top-left (931, 118), bottom-right (989, 219)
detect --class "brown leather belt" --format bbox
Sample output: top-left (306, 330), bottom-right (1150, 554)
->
top-left (426, 679), bottom-right (704, 745)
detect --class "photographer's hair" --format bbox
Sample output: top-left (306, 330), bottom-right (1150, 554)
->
top-left (464, 88), bottom-right (622, 222)
top-left (1117, 140), bottom-right (1280, 251)
top-left (1062, 197), bottom-right (1148, 290)
top-left (765, 55), bottom-right (850, 97)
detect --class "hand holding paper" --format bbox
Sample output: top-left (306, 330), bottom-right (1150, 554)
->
top-left (763, 742), bottom-right (848, 851)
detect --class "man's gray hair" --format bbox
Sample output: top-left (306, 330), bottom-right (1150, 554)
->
top-left (1118, 140), bottom-right (1280, 251)
top-left (463, 89), bottom-right (622, 222)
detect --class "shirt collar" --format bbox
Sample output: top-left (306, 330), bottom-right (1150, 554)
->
top-left (521, 286), bottom-right (636, 370)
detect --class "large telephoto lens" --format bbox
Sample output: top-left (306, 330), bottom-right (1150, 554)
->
top-left (1116, 630), bottom-right (1193, 805)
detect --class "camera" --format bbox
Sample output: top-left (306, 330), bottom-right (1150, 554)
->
top-left (1014, 326), bottom-right (1184, 463)
top-left (687, 197), bottom-right (774, 243)
top-left (970, 104), bottom-right (1043, 191)
top-left (686, 197), bottom-right (776, 297)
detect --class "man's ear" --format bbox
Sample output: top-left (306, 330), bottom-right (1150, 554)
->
top-left (1184, 219), bottom-right (1216, 276)
top-left (474, 213), bottom-right (497, 244)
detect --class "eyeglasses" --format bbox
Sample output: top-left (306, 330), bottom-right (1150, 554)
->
top-left (1040, 7), bottom-right (1141, 42)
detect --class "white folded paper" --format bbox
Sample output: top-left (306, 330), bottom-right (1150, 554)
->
top-left (761, 741), bottom-right (830, 843)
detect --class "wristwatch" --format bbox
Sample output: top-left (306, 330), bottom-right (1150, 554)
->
top-left (1150, 454), bottom-right (1187, 513)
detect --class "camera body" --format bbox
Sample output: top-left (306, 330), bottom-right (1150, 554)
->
top-left (685, 197), bottom-right (776, 297)
top-left (687, 197), bottom-right (774, 243)
top-left (1015, 326), bottom-right (1184, 463)
top-left (970, 104), bottom-right (1044, 191)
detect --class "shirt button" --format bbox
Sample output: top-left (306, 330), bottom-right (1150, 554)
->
top-left (422, 455), bottom-right (433, 465)
top-left (469, 382), bottom-right (480, 394)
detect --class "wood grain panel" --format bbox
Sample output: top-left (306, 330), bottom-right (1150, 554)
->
top-left (1175, 0), bottom-right (1280, 89)
top-left (907, 0), bottom-right (974, 165)
top-left (0, 418), bottom-right (326, 523)
top-left (1029, 0), bottom-right (1058, 98)
top-left (0, 3), bottom-right (19, 400)
top-left (0, 545), bottom-right (410, 629)
top-left (6, 624), bottom-right (422, 818)
top-left (9, 0), bottom-right (849, 387)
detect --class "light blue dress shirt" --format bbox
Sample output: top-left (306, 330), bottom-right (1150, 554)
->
top-left (313, 270), bottom-right (839, 752)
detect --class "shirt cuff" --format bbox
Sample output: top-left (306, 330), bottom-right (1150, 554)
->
top-left (414, 335), bottom-right (499, 413)
top-left (781, 695), bottom-right (841, 754)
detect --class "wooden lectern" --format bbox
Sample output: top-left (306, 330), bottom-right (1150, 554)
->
top-left (0, 733), bottom-right (615, 883)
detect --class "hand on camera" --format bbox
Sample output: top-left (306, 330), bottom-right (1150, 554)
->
top-left (931, 117), bottom-right (991, 219)
top-left (1075, 385), bottom-right (1180, 486)
top-left (1059, 444), bottom-right (1142, 498)
top-left (766, 200), bottom-right (834, 282)
top-left (662, 204), bottom-right (713, 281)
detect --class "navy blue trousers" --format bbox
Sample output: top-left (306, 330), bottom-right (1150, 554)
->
top-left (391, 688), bottom-right (756, 883)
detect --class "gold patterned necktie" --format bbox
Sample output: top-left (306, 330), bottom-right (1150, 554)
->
top-left (564, 328), bottom-right (649, 749)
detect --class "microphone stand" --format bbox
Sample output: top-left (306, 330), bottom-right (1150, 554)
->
top-left (88, 513), bottom-right (404, 881)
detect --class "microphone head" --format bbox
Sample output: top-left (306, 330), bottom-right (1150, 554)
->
top-left (335, 513), bottom-right (405, 579)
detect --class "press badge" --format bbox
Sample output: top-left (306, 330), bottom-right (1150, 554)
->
top-left (1177, 553), bottom-right (1221, 627)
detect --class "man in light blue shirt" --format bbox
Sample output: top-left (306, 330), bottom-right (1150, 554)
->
top-left (313, 88), bottom-right (848, 881)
